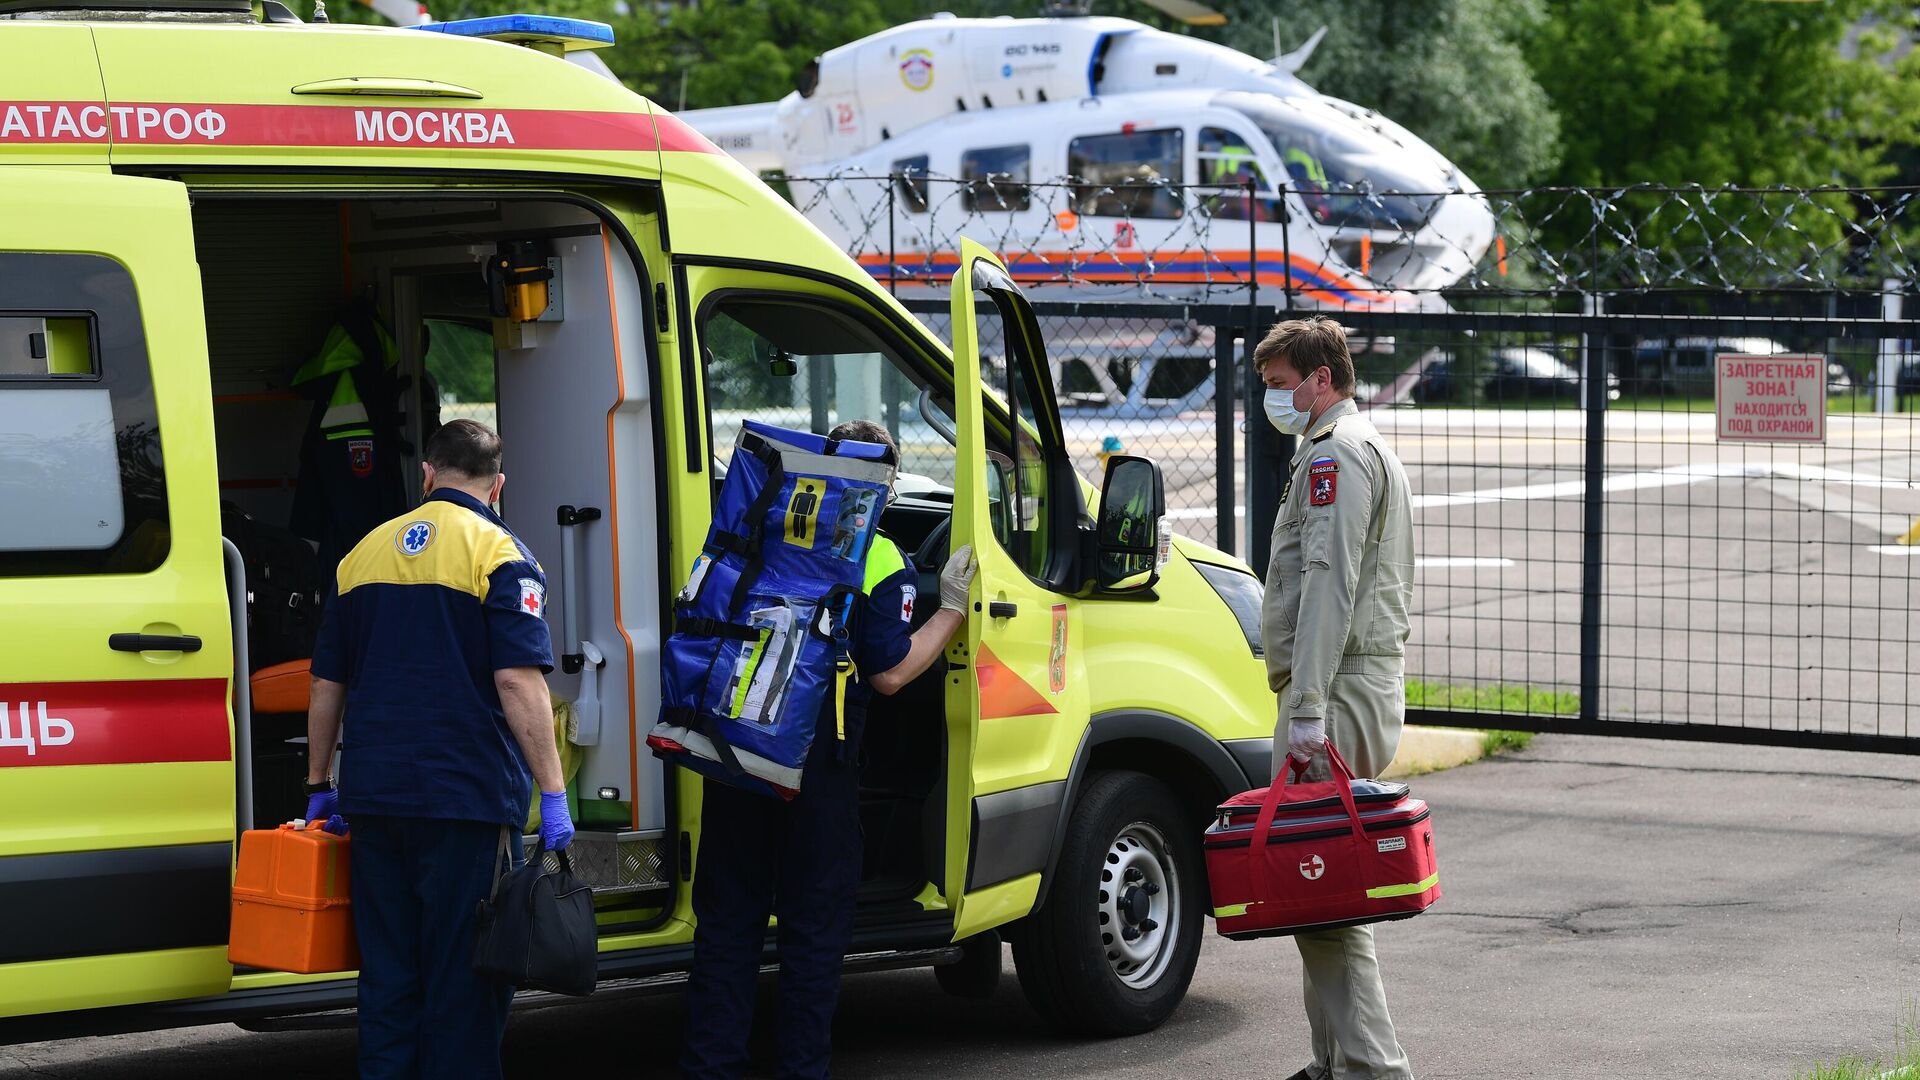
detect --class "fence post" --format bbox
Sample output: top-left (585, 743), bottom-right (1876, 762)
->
top-left (1246, 326), bottom-right (1291, 573)
top-left (1579, 291), bottom-right (1606, 725)
top-left (886, 174), bottom-right (898, 297)
top-left (1876, 278), bottom-right (1901, 414)
top-left (1215, 325), bottom-right (1239, 557)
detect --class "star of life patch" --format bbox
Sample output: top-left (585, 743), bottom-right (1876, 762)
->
top-left (517, 578), bottom-right (546, 618)
top-left (900, 584), bottom-right (917, 623)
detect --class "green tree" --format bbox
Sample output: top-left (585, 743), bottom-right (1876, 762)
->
top-left (1527, 0), bottom-right (1920, 189)
top-left (1523, 0), bottom-right (1920, 287)
top-left (1209, 0), bottom-right (1563, 190)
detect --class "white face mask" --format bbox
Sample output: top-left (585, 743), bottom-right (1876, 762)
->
top-left (1264, 386), bottom-right (1311, 435)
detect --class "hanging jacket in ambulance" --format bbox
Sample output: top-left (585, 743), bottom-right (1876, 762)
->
top-left (290, 299), bottom-right (409, 583)
top-left (649, 421), bottom-right (896, 800)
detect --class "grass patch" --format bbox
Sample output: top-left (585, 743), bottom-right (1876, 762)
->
top-left (1796, 1004), bottom-right (1920, 1079)
top-left (1480, 729), bottom-right (1535, 756)
top-left (1406, 680), bottom-right (1579, 716)
top-left (1405, 681), bottom-right (1571, 760)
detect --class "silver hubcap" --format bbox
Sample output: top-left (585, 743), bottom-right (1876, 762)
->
top-left (1096, 821), bottom-right (1178, 988)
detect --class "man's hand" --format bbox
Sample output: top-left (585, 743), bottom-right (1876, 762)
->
top-left (538, 791), bottom-right (574, 852)
top-left (1288, 716), bottom-right (1326, 766)
top-left (940, 544), bottom-right (976, 610)
top-left (304, 787), bottom-right (338, 824)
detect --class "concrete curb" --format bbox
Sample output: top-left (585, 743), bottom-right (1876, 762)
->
top-left (1382, 726), bottom-right (1486, 779)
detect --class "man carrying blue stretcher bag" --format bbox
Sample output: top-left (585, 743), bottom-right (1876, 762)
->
top-left (651, 419), bottom-right (974, 1080)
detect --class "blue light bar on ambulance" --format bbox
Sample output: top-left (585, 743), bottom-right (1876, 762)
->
top-left (414, 14), bottom-right (615, 53)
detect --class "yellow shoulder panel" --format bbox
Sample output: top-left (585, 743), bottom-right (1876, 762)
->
top-left (334, 501), bottom-right (511, 599)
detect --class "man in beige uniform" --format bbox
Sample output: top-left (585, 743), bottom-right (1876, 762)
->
top-left (1256, 317), bottom-right (1416, 1080)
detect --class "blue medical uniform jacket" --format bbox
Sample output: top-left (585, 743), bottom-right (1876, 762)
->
top-left (311, 488), bottom-right (555, 826)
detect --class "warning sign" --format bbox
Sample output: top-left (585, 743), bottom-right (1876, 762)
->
top-left (1716, 354), bottom-right (1826, 443)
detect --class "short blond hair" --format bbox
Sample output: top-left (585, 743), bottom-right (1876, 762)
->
top-left (1253, 316), bottom-right (1355, 392)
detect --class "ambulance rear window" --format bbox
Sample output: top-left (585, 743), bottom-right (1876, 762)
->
top-left (0, 254), bottom-right (168, 576)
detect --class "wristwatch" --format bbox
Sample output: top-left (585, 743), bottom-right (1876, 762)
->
top-left (304, 778), bottom-right (335, 796)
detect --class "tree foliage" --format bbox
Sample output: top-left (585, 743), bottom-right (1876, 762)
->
top-left (1526, 0), bottom-right (1920, 190)
top-left (1209, 0), bottom-right (1563, 190)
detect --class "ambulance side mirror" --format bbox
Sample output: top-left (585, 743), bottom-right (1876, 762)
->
top-left (1094, 455), bottom-right (1165, 593)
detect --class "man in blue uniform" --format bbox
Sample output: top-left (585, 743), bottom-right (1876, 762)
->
top-left (301, 418), bottom-right (575, 1080)
top-left (680, 419), bottom-right (976, 1080)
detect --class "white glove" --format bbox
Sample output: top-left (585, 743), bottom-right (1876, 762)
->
top-left (940, 543), bottom-right (977, 611)
top-left (1288, 716), bottom-right (1326, 766)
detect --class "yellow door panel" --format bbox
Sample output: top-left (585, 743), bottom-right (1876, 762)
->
top-left (945, 238), bottom-right (1088, 939)
top-left (0, 170), bottom-right (233, 1014)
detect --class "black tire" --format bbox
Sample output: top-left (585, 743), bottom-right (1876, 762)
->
top-left (934, 930), bottom-right (1002, 999)
top-left (1011, 770), bottom-right (1205, 1037)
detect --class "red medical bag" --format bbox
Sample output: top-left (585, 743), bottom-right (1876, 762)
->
top-left (1205, 742), bottom-right (1439, 940)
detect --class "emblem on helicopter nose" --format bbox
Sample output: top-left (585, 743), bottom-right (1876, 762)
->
top-left (899, 49), bottom-right (934, 92)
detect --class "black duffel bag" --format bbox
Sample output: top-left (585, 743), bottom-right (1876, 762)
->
top-left (473, 830), bottom-right (597, 996)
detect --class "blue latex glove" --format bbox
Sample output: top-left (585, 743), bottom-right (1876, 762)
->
top-left (304, 788), bottom-right (338, 825)
top-left (538, 791), bottom-right (574, 852)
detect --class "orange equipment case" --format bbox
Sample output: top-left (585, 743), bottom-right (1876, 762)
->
top-left (229, 819), bottom-right (359, 974)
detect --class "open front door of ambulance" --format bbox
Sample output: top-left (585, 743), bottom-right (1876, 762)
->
top-left (944, 239), bottom-right (1090, 941)
top-left (0, 172), bottom-right (235, 1015)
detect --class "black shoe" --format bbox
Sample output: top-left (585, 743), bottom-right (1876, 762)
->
top-left (1283, 1071), bottom-right (1317, 1080)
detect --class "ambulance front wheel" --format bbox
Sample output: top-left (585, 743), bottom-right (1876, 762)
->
top-left (1011, 770), bottom-right (1203, 1036)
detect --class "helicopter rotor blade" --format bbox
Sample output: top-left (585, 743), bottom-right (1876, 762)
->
top-left (1132, 0), bottom-right (1226, 27)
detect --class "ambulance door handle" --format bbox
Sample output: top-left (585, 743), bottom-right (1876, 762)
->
top-left (109, 633), bottom-right (203, 653)
top-left (988, 602), bottom-right (1018, 619)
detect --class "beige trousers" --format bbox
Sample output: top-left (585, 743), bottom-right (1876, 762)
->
top-left (1272, 671), bottom-right (1413, 1080)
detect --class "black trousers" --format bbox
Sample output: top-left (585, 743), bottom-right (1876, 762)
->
top-left (679, 746), bottom-right (863, 1080)
top-left (350, 815), bottom-right (519, 1080)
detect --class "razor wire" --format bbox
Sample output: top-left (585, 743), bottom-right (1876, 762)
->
top-left (772, 171), bottom-right (1920, 300)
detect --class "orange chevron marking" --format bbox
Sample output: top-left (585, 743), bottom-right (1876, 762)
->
top-left (976, 643), bottom-right (1058, 719)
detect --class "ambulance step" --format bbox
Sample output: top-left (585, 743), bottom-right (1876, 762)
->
top-left (233, 947), bottom-right (966, 1031)
top-left (518, 829), bottom-right (669, 896)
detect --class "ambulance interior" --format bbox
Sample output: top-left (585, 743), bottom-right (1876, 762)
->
top-left (195, 194), bottom-right (958, 918)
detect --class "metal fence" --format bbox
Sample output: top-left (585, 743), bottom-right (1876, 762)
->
top-left (829, 179), bottom-right (1920, 753)
top-left (903, 295), bottom-right (1920, 754)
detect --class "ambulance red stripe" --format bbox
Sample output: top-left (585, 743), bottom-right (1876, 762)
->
top-left (0, 678), bottom-right (231, 767)
top-left (0, 100), bottom-right (720, 153)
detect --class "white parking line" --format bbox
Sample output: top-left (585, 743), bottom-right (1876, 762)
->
top-left (1412, 461), bottom-right (1915, 511)
top-left (1416, 557), bottom-right (1516, 569)
top-left (1868, 545), bottom-right (1920, 557)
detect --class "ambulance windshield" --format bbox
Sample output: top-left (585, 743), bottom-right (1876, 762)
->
top-left (1218, 92), bottom-right (1450, 231)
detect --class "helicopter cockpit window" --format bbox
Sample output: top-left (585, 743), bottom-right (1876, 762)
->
top-left (1218, 92), bottom-right (1447, 232)
top-left (1198, 127), bottom-right (1286, 222)
top-left (1067, 128), bottom-right (1183, 220)
top-left (892, 154), bottom-right (931, 214)
top-left (699, 296), bottom-right (955, 488)
top-left (961, 144), bottom-right (1031, 213)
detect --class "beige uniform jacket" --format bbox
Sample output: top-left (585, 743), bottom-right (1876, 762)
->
top-left (1262, 398), bottom-right (1415, 727)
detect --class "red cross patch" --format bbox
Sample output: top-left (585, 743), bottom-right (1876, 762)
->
top-left (518, 578), bottom-right (546, 617)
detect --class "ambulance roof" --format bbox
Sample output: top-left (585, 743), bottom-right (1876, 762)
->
top-left (0, 15), bottom-right (883, 299)
top-left (0, 18), bottom-right (701, 175)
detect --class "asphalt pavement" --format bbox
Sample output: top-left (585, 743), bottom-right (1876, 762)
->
top-left (7, 733), bottom-right (1917, 1079)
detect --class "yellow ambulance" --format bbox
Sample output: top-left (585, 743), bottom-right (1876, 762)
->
top-left (0, 0), bottom-right (1275, 1043)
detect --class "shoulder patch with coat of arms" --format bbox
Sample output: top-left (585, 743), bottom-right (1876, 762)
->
top-left (1309, 456), bottom-right (1338, 506)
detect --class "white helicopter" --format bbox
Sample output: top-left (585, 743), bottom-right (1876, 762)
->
top-left (684, 0), bottom-right (1497, 311)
